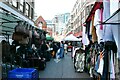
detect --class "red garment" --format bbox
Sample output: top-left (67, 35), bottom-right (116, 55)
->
top-left (100, 8), bottom-right (103, 30)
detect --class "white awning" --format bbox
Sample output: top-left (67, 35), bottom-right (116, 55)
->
top-left (63, 34), bottom-right (81, 41)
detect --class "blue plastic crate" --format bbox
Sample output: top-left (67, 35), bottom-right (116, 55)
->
top-left (8, 68), bottom-right (38, 80)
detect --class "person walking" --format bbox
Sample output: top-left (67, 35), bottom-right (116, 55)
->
top-left (52, 42), bottom-right (59, 58)
top-left (64, 42), bottom-right (68, 54)
top-left (41, 41), bottom-right (48, 60)
top-left (59, 41), bottom-right (64, 58)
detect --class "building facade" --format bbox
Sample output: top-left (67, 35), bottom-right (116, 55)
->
top-left (52, 13), bottom-right (70, 35)
top-left (46, 20), bottom-right (55, 37)
top-left (2, 0), bottom-right (35, 21)
top-left (65, 0), bottom-right (95, 37)
top-left (35, 16), bottom-right (47, 31)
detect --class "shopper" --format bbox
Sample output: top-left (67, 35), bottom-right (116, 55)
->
top-left (41, 41), bottom-right (48, 60)
top-left (64, 42), bottom-right (68, 54)
top-left (59, 41), bottom-right (64, 58)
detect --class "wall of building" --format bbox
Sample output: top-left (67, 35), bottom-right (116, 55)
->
top-left (3, 0), bottom-right (34, 21)
top-left (0, 0), bottom-right (35, 79)
top-left (65, 0), bottom-right (95, 37)
top-left (52, 13), bottom-right (70, 35)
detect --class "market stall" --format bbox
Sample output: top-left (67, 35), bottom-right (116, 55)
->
top-left (83, 1), bottom-right (120, 79)
top-left (0, 8), bottom-right (47, 78)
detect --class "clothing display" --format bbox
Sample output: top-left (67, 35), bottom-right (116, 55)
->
top-left (91, 16), bottom-right (98, 43)
top-left (103, 0), bottom-right (114, 42)
top-left (110, 0), bottom-right (119, 16)
top-left (82, 0), bottom-right (119, 79)
top-left (110, 51), bottom-right (115, 79)
top-left (72, 47), bottom-right (80, 59)
top-left (75, 53), bottom-right (85, 72)
top-left (94, 9), bottom-right (104, 43)
top-left (82, 26), bottom-right (89, 45)
top-left (97, 57), bottom-right (104, 75)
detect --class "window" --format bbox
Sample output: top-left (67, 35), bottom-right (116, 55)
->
top-left (8, 0), bottom-right (16, 7)
top-left (71, 15), bottom-right (73, 20)
top-left (12, 0), bottom-right (17, 7)
top-left (31, 8), bottom-right (34, 20)
top-left (81, 11), bottom-right (84, 18)
top-left (76, 9), bottom-right (77, 15)
top-left (19, 0), bottom-right (24, 12)
top-left (86, 6), bottom-right (88, 15)
top-left (25, 3), bottom-right (29, 16)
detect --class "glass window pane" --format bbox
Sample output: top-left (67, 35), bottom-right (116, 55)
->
top-left (12, 0), bottom-right (17, 7)
top-left (20, 0), bottom-right (23, 5)
top-left (26, 10), bottom-right (28, 16)
top-left (31, 8), bottom-right (34, 19)
top-left (26, 3), bottom-right (29, 10)
top-left (20, 4), bottom-right (23, 12)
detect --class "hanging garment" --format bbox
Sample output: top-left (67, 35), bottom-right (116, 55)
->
top-left (95, 55), bottom-right (100, 71)
top-left (110, 51), bottom-right (115, 79)
top-left (82, 26), bottom-right (89, 45)
top-left (19, 37), bottom-right (29, 44)
top-left (12, 32), bottom-right (24, 41)
top-left (72, 47), bottom-right (80, 59)
top-left (100, 8), bottom-right (103, 30)
top-left (91, 15), bottom-right (98, 43)
top-left (97, 52), bottom-right (104, 75)
top-left (94, 9), bottom-right (104, 43)
top-left (110, 0), bottom-right (119, 16)
top-left (75, 53), bottom-right (85, 72)
top-left (110, 0), bottom-right (120, 59)
top-left (94, 9), bottom-right (101, 27)
top-left (103, 0), bottom-right (114, 41)
top-left (112, 26), bottom-right (120, 59)
top-left (89, 20), bottom-right (92, 35)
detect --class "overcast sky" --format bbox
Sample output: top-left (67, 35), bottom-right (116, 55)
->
top-left (35, 0), bottom-right (76, 20)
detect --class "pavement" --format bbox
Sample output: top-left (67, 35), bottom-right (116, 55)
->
top-left (39, 52), bottom-right (92, 79)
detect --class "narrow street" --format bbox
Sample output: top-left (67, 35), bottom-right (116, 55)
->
top-left (39, 53), bottom-right (91, 79)
top-left (0, 1), bottom-right (120, 80)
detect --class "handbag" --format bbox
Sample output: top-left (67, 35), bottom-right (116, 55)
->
top-left (25, 29), bottom-right (30, 37)
top-left (15, 23), bottom-right (26, 34)
top-left (34, 30), bottom-right (39, 38)
top-left (12, 32), bottom-right (24, 41)
top-left (19, 37), bottom-right (29, 44)
top-left (29, 30), bottom-right (32, 38)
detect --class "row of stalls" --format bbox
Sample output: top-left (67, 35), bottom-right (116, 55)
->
top-left (82, 0), bottom-right (120, 79)
top-left (0, 6), bottom-right (53, 78)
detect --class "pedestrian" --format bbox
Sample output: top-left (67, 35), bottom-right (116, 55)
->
top-left (64, 42), bottom-right (68, 54)
top-left (46, 41), bottom-right (51, 61)
top-left (59, 41), bottom-right (64, 58)
top-left (52, 42), bottom-right (59, 58)
top-left (40, 41), bottom-right (48, 60)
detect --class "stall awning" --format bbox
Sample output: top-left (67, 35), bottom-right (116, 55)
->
top-left (0, 9), bottom-right (22, 35)
top-left (46, 34), bottom-right (54, 41)
top-left (74, 31), bottom-right (82, 37)
top-left (63, 34), bottom-right (81, 41)
top-left (0, 2), bottom-right (34, 26)
top-left (102, 8), bottom-right (120, 24)
top-left (0, 2), bottom-right (35, 35)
